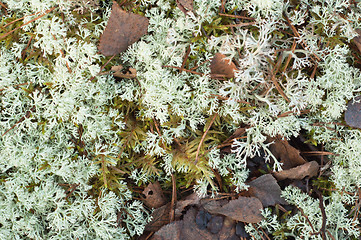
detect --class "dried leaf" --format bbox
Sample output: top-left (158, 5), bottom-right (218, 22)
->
top-left (274, 161), bottom-right (319, 181)
top-left (353, 29), bottom-right (361, 53)
top-left (110, 64), bottom-right (123, 72)
top-left (345, 96), bottom-right (361, 129)
top-left (144, 203), bottom-right (171, 232)
top-left (142, 181), bottom-right (166, 209)
top-left (152, 207), bottom-right (214, 240)
top-left (98, 1), bottom-right (149, 56)
top-left (248, 174), bottom-right (287, 207)
top-left (210, 53), bottom-right (237, 79)
top-left (176, 0), bottom-right (193, 14)
top-left (174, 192), bottom-right (201, 218)
top-left (268, 136), bottom-right (307, 170)
top-left (113, 67), bottom-right (137, 79)
top-left (212, 197), bottom-right (263, 223)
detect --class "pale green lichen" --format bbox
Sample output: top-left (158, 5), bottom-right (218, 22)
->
top-left (1, 0), bottom-right (361, 239)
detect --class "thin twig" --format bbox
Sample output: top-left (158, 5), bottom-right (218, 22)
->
top-left (0, 7), bottom-right (56, 40)
top-left (270, 53), bottom-right (290, 102)
top-left (163, 65), bottom-right (204, 76)
top-left (0, 1), bottom-right (7, 9)
top-left (218, 13), bottom-right (255, 20)
top-left (277, 108), bottom-right (310, 118)
top-left (2, 106), bottom-right (36, 136)
top-left (282, 39), bottom-right (297, 73)
top-left (89, 54), bottom-right (116, 82)
top-left (194, 113), bottom-right (218, 165)
top-left (222, 22), bottom-right (256, 28)
top-left (283, 12), bottom-right (320, 63)
top-left (180, 45), bottom-right (191, 73)
top-left (169, 173), bottom-right (177, 222)
top-left (209, 93), bottom-right (252, 105)
top-left (51, 34), bottom-right (72, 73)
top-left (0, 82), bottom-right (30, 92)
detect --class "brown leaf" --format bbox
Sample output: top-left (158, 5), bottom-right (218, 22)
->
top-left (174, 192), bottom-right (201, 218)
top-left (345, 96), bottom-right (361, 129)
top-left (113, 67), bottom-right (137, 79)
top-left (144, 203), bottom-right (171, 232)
top-left (210, 53), bottom-right (237, 79)
top-left (110, 64), bottom-right (123, 72)
top-left (152, 207), bottom-right (214, 240)
top-left (353, 29), bottom-right (361, 53)
top-left (142, 181), bottom-right (167, 209)
top-left (211, 197), bottom-right (263, 223)
top-left (268, 136), bottom-right (307, 170)
top-left (176, 0), bottom-right (193, 14)
top-left (98, 1), bottom-right (149, 56)
top-left (248, 174), bottom-right (287, 207)
top-left (274, 161), bottom-right (319, 181)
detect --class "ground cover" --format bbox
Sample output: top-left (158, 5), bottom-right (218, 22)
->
top-left (1, 0), bottom-right (361, 239)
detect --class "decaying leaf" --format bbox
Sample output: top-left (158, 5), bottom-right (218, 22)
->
top-left (142, 181), bottom-right (166, 209)
top-left (345, 96), bottom-right (361, 129)
top-left (353, 29), bottom-right (361, 53)
top-left (211, 197), bottom-right (263, 223)
top-left (248, 174), bottom-right (287, 207)
top-left (174, 192), bottom-right (201, 218)
top-left (274, 161), bottom-right (319, 181)
top-left (152, 207), bottom-right (237, 240)
top-left (98, 1), bottom-right (149, 56)
top-left (152, 207), bottom-right (214, 240)
top-left (110, 64), bottom-right (123, 72)
top-left (176, 0), bottom-right (193, 14)
top-left (268, 136), bottom-right (307, 170)
top-left (144, 203), bottom-right (171, 232)
top-left (112, 66), bottom-right (137, 79)
top-left (210, 53), bottom-right (237, 79)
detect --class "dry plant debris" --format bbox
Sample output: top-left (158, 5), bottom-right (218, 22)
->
top-left (209, 53), bottom-right (238, 79)
top-left (142, 181), bottom-right (167, 209)
top-left (176, 0), bottom-right (194, 14)
top-left (274, 161), bottom-right (320, 181)
top-left (344, 96), bottom-right (361, 129)
top-left (98, 1), bottom-right (149, 56)
top-left (248, 174), bottom-right (287, 207)
top-left (268, 136), bottom-right (307, 169)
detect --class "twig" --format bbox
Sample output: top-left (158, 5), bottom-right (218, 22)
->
top-left (297, 206), bottom-right (316, 233)
top-left (313, 189), bottom-right (327, 240)
top-left (89, 54), bottom-right (116, 82)
top-left (163, 65), bottom-right (204, 76)
top-left (222, 22), bottom-right (256, 28)
top-left (283, 12), bottom-right (320, 63)
top-left (0, 1), bottom-right (7, 9)
top-left (209, 93), bottom-right (252, 105)
top-left (169, 173), bottom-right (177, 222)
top-left (301, 151), bottom-right (334, 156)
top-left (219, 13), bottom-right (255, 20)
top-left (277, 108), bottom-right (310, 118)
top-left (2, 106), bottom-right (36, 136)
top-left (270, 53), bottom-right (290, 102)
top-left (180, 45), bottom-right (191, 73)
top-left (194, 113), bottom-right (218, 165)
top-left (0, 82), bottom-right (30, 92)
top-left (282, 39), bottom-right (297, 73)
top-left (0, 7), bottom-right (56, 40)
top-left (51, 34), bottom-right (72, 73)
top-left (65, 183), bottom-right (80, 200)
